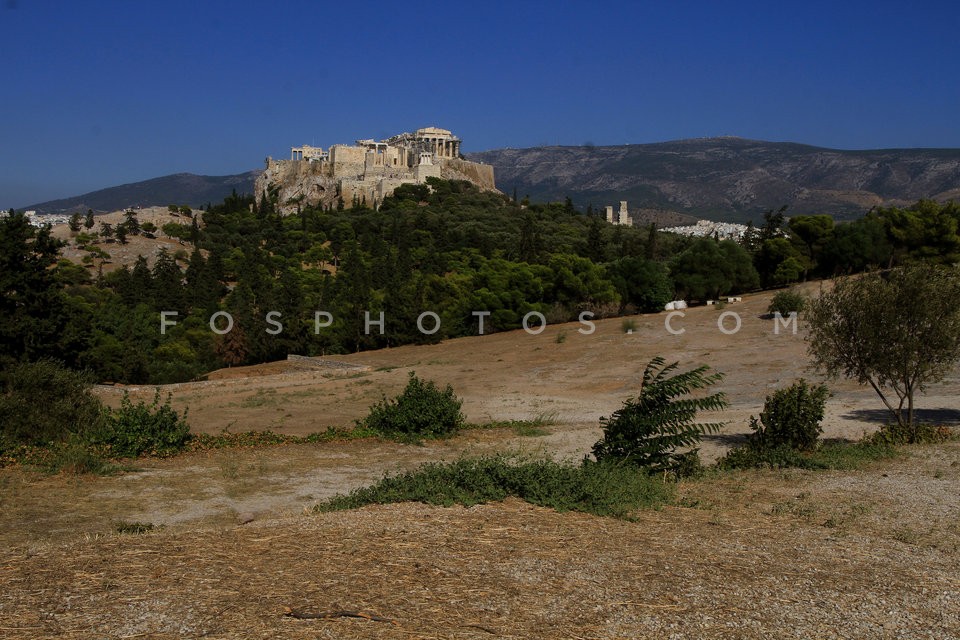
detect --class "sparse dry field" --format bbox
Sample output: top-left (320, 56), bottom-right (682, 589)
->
top-left (50, 206), bottom-right (195, 272)
top-left (2, 287), bottom-right (959, 638)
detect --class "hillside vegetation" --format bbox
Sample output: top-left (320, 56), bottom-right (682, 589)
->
top-left (2, 179), bottom-right (959, 385)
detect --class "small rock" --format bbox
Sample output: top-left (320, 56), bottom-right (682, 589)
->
top-left (237, 512), bottom-right (255, 525)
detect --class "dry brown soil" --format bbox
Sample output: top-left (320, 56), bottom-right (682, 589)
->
top-left (2, 285), bottom-right (959, 638)
top-left (51, 206), bottom-right (194, 272)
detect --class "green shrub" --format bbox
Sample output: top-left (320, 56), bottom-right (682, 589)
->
top-left (749, 379), bottom-right (830, 451)
top-left (0, 360), bottom-right (105, 451)
top-left (315, 454), bottom-right (673, 519)
top-left (46, 440), bottom-right (119, 475)
top-left (592, 357), bottom-right (728, 474)
top-left (622, 318), bottom-right (637, 333)
top-left (719, 443), bottom-right (817, 470)
top-left (672, 450), bottom-right (706, 478)
top-left (768, 288), bottom-right (807, 317)
top-left (360, 372), bottom-right (464, 440)
top-left (94, 390), bottom-right (191, 458)
top-left (719, 440), bottom-right (897, 471)
top-left (863, 422), bottom-right (955, 446)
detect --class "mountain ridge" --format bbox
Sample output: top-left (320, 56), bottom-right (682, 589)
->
top-left (21, 137), bottom-right (960, 221)
top-left (467, 137), bottom-right (960, 222)
top-left (22, 170), bottom-right (259, 214)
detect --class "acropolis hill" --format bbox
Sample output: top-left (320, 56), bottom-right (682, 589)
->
top-left (255, 126), bottom-right (497, 213)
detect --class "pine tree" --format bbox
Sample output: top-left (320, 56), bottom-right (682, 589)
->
top-left (586, 216), bottom-right (605, 262)
top-left (123, 210), bottom-right (141, 236)
top-left (152, 248), bottom-right (184, 312)
top-left (0, 213), bottom-right (73, 365)
top-left (215, 322), bottom-right (248, 367)
top-left (645, 222), bottom-right (658, 260)
top-left (130, 255), bottom-right (153, 305)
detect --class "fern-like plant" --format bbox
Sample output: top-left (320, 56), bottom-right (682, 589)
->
top-left (592, 357), bottom-right (728, 473)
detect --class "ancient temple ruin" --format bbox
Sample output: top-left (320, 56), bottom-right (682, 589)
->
top-left (605, 201), bottom-right (633, 226)
top-left (257, 127), bottom-right (495, 213)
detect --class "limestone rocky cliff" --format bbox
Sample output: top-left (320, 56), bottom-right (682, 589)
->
top-left (254, 159), bottom-right (334, 211)
top-left (254, 156), bottom-right (497, 214)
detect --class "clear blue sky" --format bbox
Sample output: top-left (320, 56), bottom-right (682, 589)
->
top-left (3, 0), bottom-right (959, 207)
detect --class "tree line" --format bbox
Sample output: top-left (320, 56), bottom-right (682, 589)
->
top-left (2, 179), bottom-right (958, 384)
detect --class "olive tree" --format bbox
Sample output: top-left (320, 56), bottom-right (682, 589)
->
top-left (807, 264), bottom-right (960, 442)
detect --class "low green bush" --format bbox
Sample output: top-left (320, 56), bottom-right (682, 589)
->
top-left (718, 440), bottom-right (897, 471)
top-left (719, 443), bottom-right (820, 470)
top-left (749, 379), bottom-right (830, 451)
top-left (45, 440), bottom-right (120, 475)
top-left (768, 288), bottom-right (807, 317)
top-left (315, 454), bottom-right (673, 519)
top-left (719, 380), bottom-right (833, 469)
top-left (863, 422), bottom-right (956, 446)
top-left (359, 372), bottom-right (464, 440)
top-left (94, 390), bottom-right (191, 458)
top-left (0, 360), bottom-right (105, 451)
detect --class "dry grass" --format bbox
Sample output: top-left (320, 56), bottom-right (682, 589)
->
top-left (0, 426), bottom-right (563, 547)
top-left (5, 285), bottom-right (960, 637)
top-left (1, 442), bottom-right (959, 639)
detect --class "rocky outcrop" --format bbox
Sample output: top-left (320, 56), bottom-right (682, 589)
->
top-left (254, 159), bottom-right (335, 212)
top-left (255, 156), bottom-right (498, 214)
top-left (438, 157), bottom-right (496, 191)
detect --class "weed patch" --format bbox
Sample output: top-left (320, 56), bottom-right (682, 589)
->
top-left (315, 454), bottom-right (673, 520)
top-left (468, 411), bottom-right (558, 437)
top-left (719, 440), bottom-right (898, 471)
top-left (114, 521), bottom-right (158, 535)
top-left (186, 426), bottom-right (379, 452)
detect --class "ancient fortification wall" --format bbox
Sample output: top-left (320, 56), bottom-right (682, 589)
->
top-left (255, 126), bottom-right (496, 214)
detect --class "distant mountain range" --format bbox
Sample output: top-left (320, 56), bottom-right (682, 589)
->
top-left (467, 137), bottom-right (960, 222)
top-left (23, 138), bottom-right (960, 221)
top-left (24, 171), bottom-right (259, 214)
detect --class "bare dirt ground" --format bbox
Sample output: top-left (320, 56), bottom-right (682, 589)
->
top-left (2, 444), bottom-right (958, 639)
top-left (2, 285), bottom-right (960, 638)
